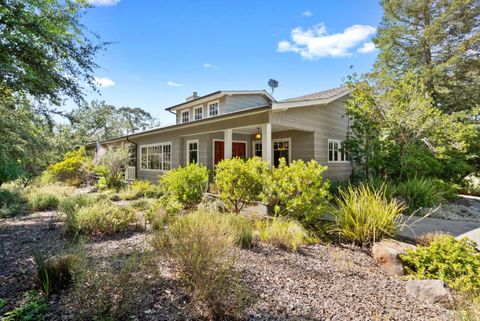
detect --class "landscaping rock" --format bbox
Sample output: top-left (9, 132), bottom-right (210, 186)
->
top-left (198, 193), bottom-right (226, 212)
top-left (372, 239), bottom-right (415, 275)
top-left (406, 279), bottom-right (454, 308)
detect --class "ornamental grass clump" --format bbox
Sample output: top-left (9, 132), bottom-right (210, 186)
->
top-left (333, 184), bottom-right (405, 246)
top-left (397, 176), bottom-right (448, 213)
top-left (400, 235), bottom-right (480, 294)
top-left (158, 211), bottom-right (246, 320)
top-left (256, 218), bottom-right (310, 252)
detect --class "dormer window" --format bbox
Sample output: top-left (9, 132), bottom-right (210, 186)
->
top-left (194, 106), bottom-right (203, 120)
top-left (208, 101), bottom-right (219, 117)
top-left (181, 110), bottom-right (190, 123)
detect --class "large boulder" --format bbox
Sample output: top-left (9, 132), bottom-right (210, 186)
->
top-left (372, 239), bottom-right (415, 275)
top-left (198, 193), bottom-right (226, 212)
top-left (406, 279), bottom-right (454, 308)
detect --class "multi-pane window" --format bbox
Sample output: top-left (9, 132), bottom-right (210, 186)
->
top-left (194, 106), bottom-right (203, 120)
top-left (140, 143), bottom-right (171, 170)
top-left (187, 140), bottom-right (198, 164)
top-left (328, 139), bottom-right (348, 162)
top-left (253, 142), bottom-right (262, 157)
top-left (181, 110), bottom-right (190, 123)
top-left (273, 139), bottom-right (290, 167)
top-left (208, 102), bottom-right (219, 117)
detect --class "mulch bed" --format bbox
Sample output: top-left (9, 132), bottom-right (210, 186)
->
top-left (0, 211), bottom-right (451, 321)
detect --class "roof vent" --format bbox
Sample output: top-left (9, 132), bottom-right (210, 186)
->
top-left (186, 91), bottom-right (198, 101)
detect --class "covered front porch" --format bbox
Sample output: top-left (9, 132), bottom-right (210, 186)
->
top-left (180, 122), bottom-right (314, 170)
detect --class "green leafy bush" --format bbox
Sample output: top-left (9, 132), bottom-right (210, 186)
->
top-left (145, 201), bottom-right (173, 231)
top-left (0, 185), bottom-right (29, 218)
top-left (157, 211), bottom-right (245, 320)
top-left (64, 200), bottom-right (138, 235)
top-left (268, 158), bottom-right (330, 226)
top-left (48, 146), bottom-right (91, 186)
top-left (462, 174), bottom-right (480, 196)
top-left (58, 194), bottom-right (96, 217)
top-left (397, 177), bottom-right (449, 213)
top-left (159, 162), bottom-right (209, 213)
top-left (256, 218), bottom-right (310, 251)
top-left (215, 157), bottom-right (269, 213)
top-left (1, 291), bottom-right (46, 321)
top-left (400, 235), bottom-right (480, 293)
top-left (97, 144), bottom-right (130, 190)
top-left (34, 254), bottom-right (76, 296)
top-left (333, 184), bottom-right (405, 246)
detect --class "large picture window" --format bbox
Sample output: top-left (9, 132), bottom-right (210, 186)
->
top-left (140, 143), bottom-right (172, 170)
top-left (328, 139), bottom-right (348, 162)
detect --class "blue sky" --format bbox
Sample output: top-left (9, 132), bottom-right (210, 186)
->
top-left (81, 0), bottom-right (382, 125)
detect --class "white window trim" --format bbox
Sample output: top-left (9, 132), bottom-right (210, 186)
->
top-left (207, 100), bottom-right (220, 117)
top-left (328, 139), bottom-right (349, 163)
top-left (252, 140), bottom-right (262, 157)
top-left (139, 142), bottom-right (172, 172)
top-left (186, 139), bottom-right (199, 164)
top-left (193, 105), bottom-right (203, 121)
top-left (181, 109), bottom-right (190, 123)
top-left (272, 138), bottom-right (292, 164)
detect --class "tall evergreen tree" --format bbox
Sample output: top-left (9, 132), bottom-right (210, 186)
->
top-left (374, 0), bottom-right (480, 113)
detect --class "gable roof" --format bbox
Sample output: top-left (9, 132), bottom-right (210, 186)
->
top-left (165, 90), bottom-right (275, 111)
top-left (280, 86), bottom-right (349, 103)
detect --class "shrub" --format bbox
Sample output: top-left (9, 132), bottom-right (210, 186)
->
top-left (400, 235), bottom-right (480, 293)
top-left (397, 176), bottom-right (448, 213)
top-left (362, 177), bottom-right (397, 201)
top-left (28, 193), bottom-right (59, 211)
top-left (268, 158), bottom-right (330, 226)
top-left (48, 146), bottom-right (91, 186)
top-left (145, 201), bottom-right (173, 231)
top-left (159, 211), bottom-right (245, 320)
top-left (215, 157), bottom-right (270, 213)
top-left (58, 194), bottom-right (96, 217)
top-left (97, 144), bottom-right (131, 190)
top-left (64, 200), bottom-right (138, 235)
top-left (462, 174), bottom-right (480, 196)
top-left (159, 162), bottom-right (209, 212)
top-left (34, 254), bottom-right (76, 296)
top-left (455, 295), bottom-right (480, 321)
top-left (118, 186), bottom-right (142, 201)
top-left (333, 184), bottom-right (406, 246)
top-left (0, 185), bottom-right (29, 218)
top-left (256, 218), bottom-right (310, 251)
top-left (1, 291), bottom-right (46, 321)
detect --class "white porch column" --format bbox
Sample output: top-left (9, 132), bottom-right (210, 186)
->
top-left (224, 128), bottom-right (233, 159)
top-left (261, 123), bottom-right (272, 164)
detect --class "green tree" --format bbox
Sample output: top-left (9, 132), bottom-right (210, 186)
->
top-left (374, 0), bottom-right (480, 113)
top-left (0, 0), bottom-right (107, 108)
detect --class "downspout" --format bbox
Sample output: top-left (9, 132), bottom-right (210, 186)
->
top-left (125, 136), bottom-right (138, 180)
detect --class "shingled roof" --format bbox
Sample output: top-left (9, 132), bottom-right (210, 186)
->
top-left (281, 86), bottom-right (349, 103)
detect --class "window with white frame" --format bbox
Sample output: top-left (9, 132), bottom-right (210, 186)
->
top-left (186, 140), bottom-right (198, 164)
top-left (194, 106), bottom-right (203, 120)
top-left (181, 110), bottom-right (190, 123)
top-left (208, 101), bottom-right (219, 117)
top-left (140, 143), bottom-right (171, 170)
top-left (328, 139), bottom-right (348, 162)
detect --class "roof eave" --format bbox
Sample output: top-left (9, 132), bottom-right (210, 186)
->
top-left (272, 89), bottom-right (350, 111)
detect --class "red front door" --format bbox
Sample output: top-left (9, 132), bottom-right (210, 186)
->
top-left (214, 141), bottom-right (247, 165)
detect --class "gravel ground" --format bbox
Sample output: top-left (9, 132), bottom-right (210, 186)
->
top-left (1, 211), bottom-right (451, 321)
top-left (428, 197), bottom-right (480, 222)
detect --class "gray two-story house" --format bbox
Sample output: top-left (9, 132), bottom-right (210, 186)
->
top-left (93, 86), bottom-right (353, 182)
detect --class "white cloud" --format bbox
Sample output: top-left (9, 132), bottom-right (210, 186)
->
top-left (167, 81), bottom-right (183, 87)
top-left (203, 63), bottom-right (219, 69)
top-left (88, 0), bottom-right (120, 6)
top-left (278, 23), bottom-right (376, 59)
top-left (301, 11), bottom-right (312, 17)
top-left (357, 42), bottom-right (377, 54)
top-left (94, 77), bottom-right (115, 88)
top-left (130, 74), bottom-right (142, 82)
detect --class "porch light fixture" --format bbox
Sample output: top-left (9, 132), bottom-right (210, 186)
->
top-left (255, 128), bottom-right (262, 139)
